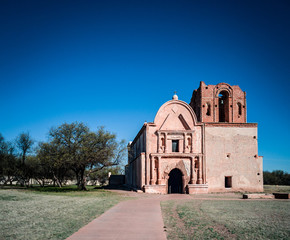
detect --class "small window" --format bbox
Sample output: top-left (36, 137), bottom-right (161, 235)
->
top-left (237, 102), bottom-right (242, 115)
top-left (225, 176), bottom-right (232, 188)
top-left (206, 103), bottom-right (211, 116)
top-left (172, 140), bottom-right (179, 152)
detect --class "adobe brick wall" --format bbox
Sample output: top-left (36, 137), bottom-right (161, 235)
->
top-left (190, 81), bottom-right (246, 123)
top-left (205, 125), bottom-right (263, 192)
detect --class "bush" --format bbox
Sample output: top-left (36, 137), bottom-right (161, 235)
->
top-left (263, 170), bottom-right (290, 185)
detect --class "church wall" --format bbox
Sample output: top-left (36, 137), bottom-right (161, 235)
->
top-left (126, 125), bottom-right (147, 189)
top-left (148, 125), bottom-right (158, 153)
top-left (205, 125), bottom-right (263, 192)
top-left (139, 153), bottom-right (145, 188)
top-left (126, 153), bottom-right (145, 189)
top-left (130, 130), bottom-right (146, 161)
top-left (232, 86), bottom-right (246, 123)
top-left (192, 126), bottom-right (202, 154)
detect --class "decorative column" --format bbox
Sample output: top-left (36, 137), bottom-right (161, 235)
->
top-left (157, 156), bottom-right (161, 185)
top-left (191, 132), bottom-right (194, 153)
top-left (183, 133), bottom-right (186, 153)
top-left (164, 132), bottom-right (168, 153)
top-left (190, 157), bottom-right (195, 184)
top-left (157, 132), bottom-right (160, 153)
top-left (197, 156), bottom-right (203, 184)
top-left (150, 157), bottom-right (154, 185)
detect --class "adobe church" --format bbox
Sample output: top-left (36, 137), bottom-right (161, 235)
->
top-left (125, 82), bottom-right (263, 194)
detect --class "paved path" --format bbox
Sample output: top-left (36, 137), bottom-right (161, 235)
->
top-left (66, 197), bottom-right (170, 240)
top-left (66, 192), bottom-right (244, 240)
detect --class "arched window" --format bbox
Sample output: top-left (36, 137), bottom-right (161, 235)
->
top-left (237, 102), bottom-right (242, 115)
top-left (218, 90), bottom-right (229, 122)
top-left (206, 103), bottom-right (211, 116)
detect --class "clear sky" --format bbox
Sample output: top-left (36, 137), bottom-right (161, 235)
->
top-left (0, 0), bottom-right (289, 172)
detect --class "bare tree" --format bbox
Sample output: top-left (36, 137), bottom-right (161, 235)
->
top-left (16, 132), bottom-right (34, 165)
top-left (0, 134), bottom-right (18, 186)
top-left (15, 132), bottom-right (34, 186)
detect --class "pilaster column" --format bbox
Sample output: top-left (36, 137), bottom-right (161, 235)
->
top-left (197, 156), bottom-right (203, 184)
top-left (191, 132), bottom-right (194, 153)
top-left (183, 133), bottom-right (186, 153)
top-left (157, 156), bottom-right (161, 185)
top-left (157, 132), bottom-right (160, 153)
top-left (164, 132), bottom-right (168, 153)
top-left (150, 157), bottom-right (154, 185)
top-left (190, 157), bottom-right (195, 184)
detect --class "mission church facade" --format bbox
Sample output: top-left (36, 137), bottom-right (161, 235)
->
top-left (125, 82), bottom-right (263, 194)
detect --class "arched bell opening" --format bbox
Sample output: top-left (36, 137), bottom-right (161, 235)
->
top-left (218, 90), bottom-right (229, 122)
top-left (237, 102), bottom-right (242, 116)
top-left (168, 168), bottom-right (183, 194)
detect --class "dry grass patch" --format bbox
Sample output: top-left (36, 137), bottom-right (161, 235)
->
top-left (161, 199), bottom-right (290, 240)
top-left (0, 188), bottom-right (129, 240)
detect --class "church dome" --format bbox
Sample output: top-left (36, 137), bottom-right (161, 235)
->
top-left (172, 93), bottom-right (178, 100)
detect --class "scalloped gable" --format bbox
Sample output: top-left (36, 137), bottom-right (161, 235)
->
top-left (154, 100), bottom-right (197, 130)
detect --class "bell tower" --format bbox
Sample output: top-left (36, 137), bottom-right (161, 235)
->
top-left (190, 81), bottom-right (247, 123)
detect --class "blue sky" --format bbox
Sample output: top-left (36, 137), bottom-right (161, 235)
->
top-left (0, 0), bottom-right (289, 171)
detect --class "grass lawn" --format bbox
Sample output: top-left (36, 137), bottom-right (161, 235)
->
top-left (1, 185), bottom-right (289, 240)
top-left (0, 186), bottom-right (129, 240)
top-left (161, 199), bottom-right (290, 240)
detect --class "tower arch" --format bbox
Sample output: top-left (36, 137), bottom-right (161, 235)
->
top-left (218, 90), bottom-right (230, 122)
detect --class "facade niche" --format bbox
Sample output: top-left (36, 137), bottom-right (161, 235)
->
top-left (187, 137), bottom-right (191, 151)
top-left (161, 137), bottom-right (165, 151)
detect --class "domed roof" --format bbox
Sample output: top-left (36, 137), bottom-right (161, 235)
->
top-left (172, 92), bottom-right (178, 100)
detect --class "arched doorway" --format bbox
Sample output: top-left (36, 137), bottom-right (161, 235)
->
top-left (168, 168), bottom-right (183, 194)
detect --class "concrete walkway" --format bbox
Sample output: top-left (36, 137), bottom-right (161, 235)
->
top-left (66, 197), bottom-right (169, 240)
top-left (66, 192), bottom-right (243, 240)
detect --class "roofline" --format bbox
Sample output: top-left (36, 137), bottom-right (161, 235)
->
top-left (130, 123), bottom-right (147, 146)
top-left (204, 122), bottom-right (257, 127)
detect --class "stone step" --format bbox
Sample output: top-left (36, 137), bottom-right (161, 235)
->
top-left (243, 193), bottom-right (274, 199)
top-left (273, 193), bottom-right (290, 199)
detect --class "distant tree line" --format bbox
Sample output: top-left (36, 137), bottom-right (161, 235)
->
top-left (0, 122), bottom-right (126, 190)
top-left (263, 170), bottom-right (290, 185)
